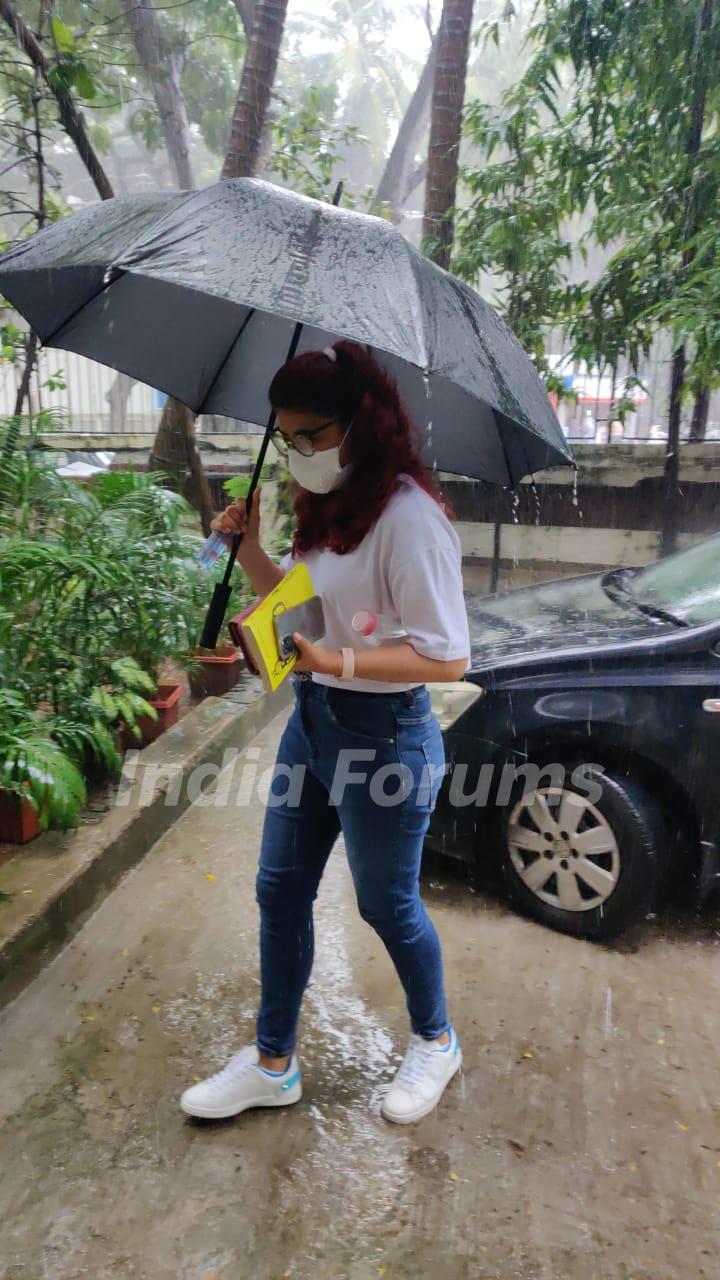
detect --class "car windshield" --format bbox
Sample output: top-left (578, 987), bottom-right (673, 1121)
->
top-left (625, 535), bottom-right (720, 625)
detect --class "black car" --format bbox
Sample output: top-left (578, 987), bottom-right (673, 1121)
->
top-left (427, 534), bottom-right (720, 940)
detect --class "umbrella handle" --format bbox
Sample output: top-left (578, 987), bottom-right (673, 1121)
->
top-left (199, 581), bottom-right (233, 650)
top-left (198, 319), bottom-right (306, 650)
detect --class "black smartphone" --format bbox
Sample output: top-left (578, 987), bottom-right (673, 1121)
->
top-left (273, 596), bottom-right (326, 661)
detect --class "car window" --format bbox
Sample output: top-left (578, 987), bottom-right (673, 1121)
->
top-left (629, 536), bottom-right (720, 625)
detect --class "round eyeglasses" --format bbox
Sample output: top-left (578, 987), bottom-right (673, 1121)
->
top-left (269, 417), bottom-right (343, 460)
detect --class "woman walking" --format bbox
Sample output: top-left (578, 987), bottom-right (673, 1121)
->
top-left (181, 341), bottom-right (470, 1125)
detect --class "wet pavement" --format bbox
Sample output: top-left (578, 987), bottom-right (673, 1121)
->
top-left (1, 709), bottom-right (719, 1280)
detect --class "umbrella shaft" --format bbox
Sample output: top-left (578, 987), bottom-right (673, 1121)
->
top-left (220, 414), bottom-right (275, 587)
top-left (201, 317), bottom-right (306, 648)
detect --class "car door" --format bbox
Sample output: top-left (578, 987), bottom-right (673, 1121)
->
top-left (687, 636), bottom-right (720, 886)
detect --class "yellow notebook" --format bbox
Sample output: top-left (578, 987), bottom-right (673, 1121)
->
top-left (240, 563), bottom-right (316, 693)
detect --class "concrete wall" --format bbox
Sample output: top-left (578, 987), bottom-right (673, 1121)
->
top-left (442, 441), bottom-right (720, 570)
top-left (35, 434), bottom-right (720, 572)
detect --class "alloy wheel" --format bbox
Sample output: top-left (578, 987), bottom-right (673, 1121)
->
top-left (507, 786), bottom-right (620, 913)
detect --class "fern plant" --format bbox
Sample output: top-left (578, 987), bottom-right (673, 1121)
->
top-left (0, 691), bottom-right (86, 831)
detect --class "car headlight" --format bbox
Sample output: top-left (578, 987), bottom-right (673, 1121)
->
top-left (430, 681), bottom-right (484, 732)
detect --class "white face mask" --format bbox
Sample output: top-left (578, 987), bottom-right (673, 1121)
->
top-left (287, 420), bottom-right (354, 494)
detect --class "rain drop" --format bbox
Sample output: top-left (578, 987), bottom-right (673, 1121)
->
top-left (571, 466), bottom-right (583, 518)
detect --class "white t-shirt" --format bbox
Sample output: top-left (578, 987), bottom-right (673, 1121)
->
top-left (279, 474), bottom-right (471, 692)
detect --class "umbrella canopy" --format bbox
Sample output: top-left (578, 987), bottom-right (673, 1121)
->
top-left (0, 179), bottom-right (573, 486)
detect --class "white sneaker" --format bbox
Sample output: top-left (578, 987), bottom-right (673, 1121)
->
top-left (180, 1043), bottom-right (302, 1120)
top-left (381, 1027), bottom-right (462, 1124)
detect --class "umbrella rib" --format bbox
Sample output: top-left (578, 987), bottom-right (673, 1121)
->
top-left (496, 415), bottom-right (515, 488)
top-left (41, 272), bottom-right (124, 347)
top-left (195, 306), bottom-right (257, 416)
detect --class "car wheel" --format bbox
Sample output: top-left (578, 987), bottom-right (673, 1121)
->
top-left (497, 765), bottom-right (666, 940)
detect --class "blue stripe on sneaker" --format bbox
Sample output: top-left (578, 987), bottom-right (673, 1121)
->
top-left (280, 1070), bottom-right (301, 1091)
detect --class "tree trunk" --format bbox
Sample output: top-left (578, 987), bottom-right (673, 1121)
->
top-left (661, 0), bottom-right (713, 556)
top-left (148, 2), bottom-right (289, 532)
top-left (13, 332), bottom-right (38, 418)
top-left (689, 386), bottom-right (710, 442)
top-left (148, 398), bottom-right (215, 536)
top-left (105, 371), bottom-right (135, 431)
top-left (422, 0), bottom-right (474, 268)
top-left (118, 0), bottom-right (194, 189)
top-left (221, 0), bottom-right (289, 180)
top-left (0, 0), bottom-right (113, 200)
top-left (374, 32), bottom-right (438, 224)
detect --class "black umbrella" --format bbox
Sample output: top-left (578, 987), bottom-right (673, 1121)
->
top-left (0, 177), bottom-right (574, 644)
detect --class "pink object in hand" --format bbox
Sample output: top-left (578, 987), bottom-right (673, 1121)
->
top-left (352, 609), bottom-right (378, 637)
top-left (351, 610), bottom-right (408, 643)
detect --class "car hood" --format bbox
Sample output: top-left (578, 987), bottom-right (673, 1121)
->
top-left (466, 571), bottom-right (678, 671)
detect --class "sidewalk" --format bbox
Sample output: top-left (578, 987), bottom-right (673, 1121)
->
top-left (0, 676), bottom-right (291, 1011)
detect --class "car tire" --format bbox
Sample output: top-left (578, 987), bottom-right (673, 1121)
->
top-left (496, 763), bottom-right (666, 941)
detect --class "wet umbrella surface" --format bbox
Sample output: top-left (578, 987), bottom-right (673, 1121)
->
top-left (0, 178), bottom-right (573, 486)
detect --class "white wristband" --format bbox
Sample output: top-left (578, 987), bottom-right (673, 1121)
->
top-left (338, 647), bottom-right (355, 681)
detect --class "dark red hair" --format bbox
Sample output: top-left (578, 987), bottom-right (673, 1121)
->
top-left (268, 340), bottom-right (451, 556)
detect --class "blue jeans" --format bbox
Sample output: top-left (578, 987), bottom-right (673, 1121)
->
top-left (255, 675), bottom-right (450, 1057)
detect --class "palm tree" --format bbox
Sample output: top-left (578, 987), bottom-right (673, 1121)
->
top-left (282, 0), bottom-right (415, 189)
top-left (423, 0), bottom-right (474, 269)
top-left (222, 0), bottom-right (290, 178)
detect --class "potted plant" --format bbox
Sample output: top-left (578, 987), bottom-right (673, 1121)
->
top-left (0, 429), bottom-right (269, 837)
top-left (188, 639), bottom-right (246, 698)
top-left (0, 691), bottom-right (86, 846)
top-left (0, 783), bottom-right (41, 846)
top-left (89, 472), bottom-right (198, 745)
top-left (91, 657), bottom-right (166, 752)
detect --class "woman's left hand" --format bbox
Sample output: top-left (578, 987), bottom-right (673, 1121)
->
top-left (292, 632), bottom-right (342, 677)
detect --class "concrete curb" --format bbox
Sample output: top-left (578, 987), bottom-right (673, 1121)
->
top-left (0, 676), bottom-right (292, 1013)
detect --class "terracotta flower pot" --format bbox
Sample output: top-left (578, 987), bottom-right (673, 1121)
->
top-left (188, 646), bottom-right (245, 699)
top-left (120, 682), bottom-right (184, 751)
top-left (0, 790), bottom-right (41, 846)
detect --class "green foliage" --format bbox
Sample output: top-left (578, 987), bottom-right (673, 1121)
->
top-left (280, 0), bottom-right (412, 164)
top-left (455, 0), bottom-right (720, 402)
top-left (0, 424), bottom-right (251, 830)
top-left (34, 0), bottom-right (247, 171)
top-left (0, 690), bottom-right (86, 830)
top-left (50, 19), bottom-right (76, 56)
top-left (222, 464), bottom-right (274, 501)
top-left (269, 467), bottom-right (295, 554)
top-left (268, 87), bottom-right (368, 202)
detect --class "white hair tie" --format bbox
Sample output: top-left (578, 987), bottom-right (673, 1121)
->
top-left (323, 346), bottom-right (337, 363)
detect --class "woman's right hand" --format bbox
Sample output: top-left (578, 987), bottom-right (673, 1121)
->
top-left (211, 487), bottom-right (261, 543)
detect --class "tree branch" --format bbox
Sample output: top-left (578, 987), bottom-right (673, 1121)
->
top-left (0, 0), bottom-right (114, 200)
top-left (373, 30), bottom-right (438, 223)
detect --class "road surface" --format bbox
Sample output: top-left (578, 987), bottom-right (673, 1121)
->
top-left (1, 709), bottom-right (719, 1279)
